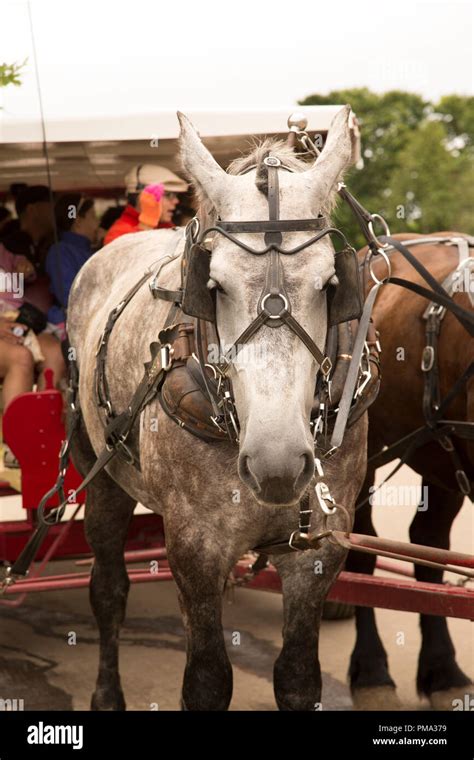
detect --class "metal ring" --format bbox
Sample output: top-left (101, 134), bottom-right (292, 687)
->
top-left (263, 156), bottom-right (281, 167)
top-left (261, 293), bottom-right (289, 319)
top-left (187, 216), bottom-right (200, 243)
top-left (368, 214), bottom-right (391, 249)
top-left (368, 248), bottom-right (392, 285)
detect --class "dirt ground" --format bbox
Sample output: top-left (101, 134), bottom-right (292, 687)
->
top-left (0, 462), bottom-right (472, 711)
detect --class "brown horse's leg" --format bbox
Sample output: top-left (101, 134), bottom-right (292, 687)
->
top-left (272, 544), bottom-right (347, 711)
top-left (409, 479), bottom-right (472, 709)
top-left (72, 421), bottom-right (136, 710)
top-left (346, 466), bottom-right (400, 709)
top-left (165, 525), bottom-right (234, 711)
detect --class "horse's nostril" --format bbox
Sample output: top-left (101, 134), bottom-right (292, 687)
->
top-left (239, 454), bottom-right (260, 491)
top-left (295, 450), bottom-right (315, 490)
top-left (302, 451), bottom-right (315, 478)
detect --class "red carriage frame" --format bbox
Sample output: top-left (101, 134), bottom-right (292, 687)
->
top-left (1, 373), bottom-right (472, 620)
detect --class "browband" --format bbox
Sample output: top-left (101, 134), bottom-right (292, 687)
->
top-left (215, 217), bottom-right (328, 234)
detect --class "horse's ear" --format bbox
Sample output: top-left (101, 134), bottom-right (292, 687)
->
top-left (177, 112), bottom-right (231, 205)
top-left (304, 104), bottom-right (353, 199)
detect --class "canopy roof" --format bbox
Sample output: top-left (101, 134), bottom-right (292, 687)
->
top-left (0, 106), bottom-right (360, 196)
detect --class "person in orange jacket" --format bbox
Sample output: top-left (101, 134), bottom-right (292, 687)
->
top-left (104, 164), bottom-right (188, 245)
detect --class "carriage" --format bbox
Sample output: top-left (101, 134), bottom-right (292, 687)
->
top-left (0, 105), bottom-right (472, 628)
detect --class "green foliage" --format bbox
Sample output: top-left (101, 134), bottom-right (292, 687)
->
top-left (0, 60), bottom-right (26, 89)
top-left (299, 88), bottom-right (474, 246)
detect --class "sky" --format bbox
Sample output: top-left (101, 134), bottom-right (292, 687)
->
top-left (0, 0), bottom-right (473, 122)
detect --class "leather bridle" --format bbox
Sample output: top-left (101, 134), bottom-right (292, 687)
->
top-left (192, 155), bottom-right (350, 378)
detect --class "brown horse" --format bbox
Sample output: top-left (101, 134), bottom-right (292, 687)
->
top-left (348, 232), bottom-right (473, 710)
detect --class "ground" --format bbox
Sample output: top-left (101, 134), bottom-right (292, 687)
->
top-left (0, 463), bottom-right (472, 711)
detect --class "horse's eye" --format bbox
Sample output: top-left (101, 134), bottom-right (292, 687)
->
top-left (208, 278), bottom-right (226, 294)
top-left (323, 273), bottom-right (339, 291)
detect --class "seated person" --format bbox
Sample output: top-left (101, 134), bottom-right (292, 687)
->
top-left (104, 164), bottom-right (188, 245)
top-left (46, 194), bottom-right (99, 334)
top-left (96, 205), bottom-right (125, 248)
top-left (0, 244), bottom-right (66, 404)
top-left (0, 185), bottom-right (52, 271)
top-left (0, 206), bottom-right (12, 235)
top-left (0, 185), bottom-right (56, 315)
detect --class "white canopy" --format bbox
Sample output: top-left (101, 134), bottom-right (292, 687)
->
top-left (0, 106), bottom-right (360, 194)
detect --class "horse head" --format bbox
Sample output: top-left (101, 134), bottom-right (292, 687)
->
top-left (178, 107), bottom-right (353, 505)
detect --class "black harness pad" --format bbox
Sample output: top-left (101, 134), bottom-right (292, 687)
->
top-left (182, 243), bottom-right (216, 323)
top-left (327, 246), bottom-right (363, 327)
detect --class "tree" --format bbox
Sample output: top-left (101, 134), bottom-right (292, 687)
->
top-left (0, 60), bottom-right (26, 89)
top-left (390, 120), bottom-right (474, 233)
top-left (298, 88), bottom-right (474, 246)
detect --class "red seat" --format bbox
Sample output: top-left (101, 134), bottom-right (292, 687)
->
top-left (2, 370), bottom-right (85, 509)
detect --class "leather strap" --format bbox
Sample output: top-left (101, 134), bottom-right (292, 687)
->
top-left (9, 446), bottom-right (116, 577)
top-left (380, 236), bottom-right (474, 335)
top-left (200, 225), bottom-right (345, 257)
top-left (217, 218), bottom-right (327, 233)
top-left (328, 283), bottom-right (382, 452)
top-left (280, 312), bottom-right (328, 368)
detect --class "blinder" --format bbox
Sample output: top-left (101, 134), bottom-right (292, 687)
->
top-left (181, 242), bottom-right (215, 323)
top-left (327, 245), bottom-right (363, 326)
top-left (181, 239), bottom-right (363, 328)
top-left (157, 157), bottom-right (366, 382)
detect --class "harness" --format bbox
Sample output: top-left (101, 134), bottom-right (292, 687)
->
top-left (4, 124), bottom-right (474, 590)
top-left (150, 156), bottom-right (368, 450)
top-left (362, 235), bottom-right (474, 500)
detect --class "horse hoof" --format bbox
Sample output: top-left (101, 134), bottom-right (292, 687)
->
top-left (90, 688), bottom-right (126, 711)
top-left (429, 685), bottom-right (474, 711)
top-left (352, 686), bottom-right (402, 711)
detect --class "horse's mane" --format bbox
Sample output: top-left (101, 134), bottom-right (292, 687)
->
top-left (183, 137), bottom-right (333, 229)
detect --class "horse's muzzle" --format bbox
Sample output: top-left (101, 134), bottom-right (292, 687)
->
top-left (239, 449), bottom-right (314, 505)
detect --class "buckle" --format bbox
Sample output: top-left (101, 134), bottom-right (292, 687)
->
top-left (320, 356), bottom-right (332, 378)
top-left (455, 470), bottom-right (471, 495)
top-left (289, 530), bottom-right (310, 551)
top-left (321, 445), bottom-right (338, 460)
top-left (106, 437), bottom-right (135, 466)
top-left (160, 344), bottom-right (173, 371)
top-left (421, 346), bottom-right (435, 372)
top-left (427, 303), bottom-right (446, 319)
top-left (315, 481), bottom-right (337, 515)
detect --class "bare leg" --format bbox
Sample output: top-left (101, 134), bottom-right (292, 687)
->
top-left (0, 342), bottom-right (35, 407)
top-left (37, 332), bottom-right (66, 389)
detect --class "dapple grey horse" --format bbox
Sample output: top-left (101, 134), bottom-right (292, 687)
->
top-left (67, 106), bottom-right (368, 710)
